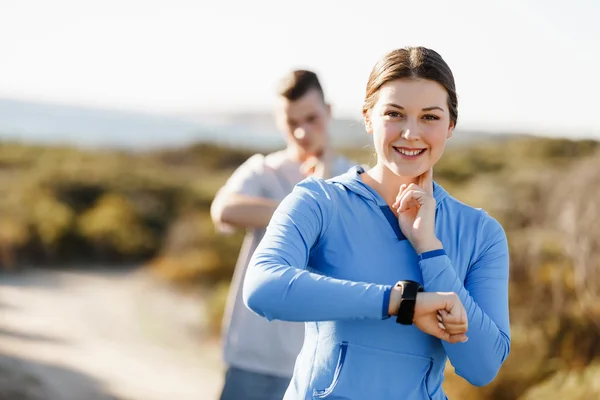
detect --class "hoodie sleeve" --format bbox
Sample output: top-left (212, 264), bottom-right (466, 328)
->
top-left (418, 213), bottom-right (510, 387)
top-left (243, 177), bottom-right (392, 322)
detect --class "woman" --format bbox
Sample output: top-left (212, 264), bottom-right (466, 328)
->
top-left (243, 46), bottom-right (510, 400)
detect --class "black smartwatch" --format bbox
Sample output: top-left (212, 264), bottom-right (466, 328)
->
top-left (395, 280), bottom-right (425, 325)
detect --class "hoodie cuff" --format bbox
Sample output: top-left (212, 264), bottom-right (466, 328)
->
top-left (418, 249), bottom-right (447, 261)
top-left (382, 286), bottom-right (392, 319)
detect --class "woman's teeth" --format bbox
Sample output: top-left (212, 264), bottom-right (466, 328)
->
top-left (394, 147), bottom-right (426, 156)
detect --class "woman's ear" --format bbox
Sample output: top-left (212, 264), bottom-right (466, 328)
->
top-left (447, 121), bottom-right (455, 139)
top-left (364, 111), bottom-right (373, 135)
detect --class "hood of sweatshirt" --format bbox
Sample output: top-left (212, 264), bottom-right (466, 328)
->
top-left (330, 165), bottom-right (449, 208)
top-left (328, 166), bottom-right (449, 242)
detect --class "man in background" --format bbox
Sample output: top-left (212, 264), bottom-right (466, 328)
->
top-left (210, 70), bottom-right (355, 400)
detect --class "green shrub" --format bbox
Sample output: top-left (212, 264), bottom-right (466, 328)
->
top-left (77, 193), bottom-right (157, 258)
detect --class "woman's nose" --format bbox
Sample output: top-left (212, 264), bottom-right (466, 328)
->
top-left (401, 128), bottom-right (420, 140)
top-left (293, 127), bottom-right (306, 140)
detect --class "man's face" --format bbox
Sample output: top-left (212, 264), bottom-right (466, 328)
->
top-left (275, 88), bottom-right (331, 157)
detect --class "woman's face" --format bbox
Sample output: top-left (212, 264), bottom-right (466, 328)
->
top-left (365, 78), bottom-right (454, 178)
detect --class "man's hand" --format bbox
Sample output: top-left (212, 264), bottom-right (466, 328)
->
top-left (300, 150), bottom-right (334, 180)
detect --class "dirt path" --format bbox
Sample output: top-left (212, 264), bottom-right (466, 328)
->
top-left (0, 268), bottom-right (225, 400)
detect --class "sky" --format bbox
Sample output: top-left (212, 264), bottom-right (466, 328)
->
top-left (0, 0), bottom-right (599, 136)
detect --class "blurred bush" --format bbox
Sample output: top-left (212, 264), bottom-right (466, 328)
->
top-left (0, 142), bottom-right (251, 269)
top-left (432, 139), bottom-right (600, 399)
top-left (77, 193), bottom-right (156, 258)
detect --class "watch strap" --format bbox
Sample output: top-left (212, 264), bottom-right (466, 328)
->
top-left (395, 280), bottom-right (424, 325)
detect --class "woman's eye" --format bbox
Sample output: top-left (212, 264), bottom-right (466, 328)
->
top-left (385, 111), bottom-right (402, 118)
top-left (423, 114), bottom-right (440, 121)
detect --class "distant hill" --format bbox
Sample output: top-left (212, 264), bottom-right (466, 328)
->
top-left (0, 98), bottom-right (268, 150)
top-left (0, 98), bottom-right (523, 151)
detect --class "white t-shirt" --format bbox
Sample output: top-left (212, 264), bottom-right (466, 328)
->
top-left (215, 150), bottom-right (355, 378)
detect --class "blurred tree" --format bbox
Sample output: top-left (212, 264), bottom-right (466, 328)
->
top-left (28, 190), bottom-right (75, 257)
top-left (77, 193), bottom-right (156, 260)
top-left (0, 216), bottom-right (30, 270)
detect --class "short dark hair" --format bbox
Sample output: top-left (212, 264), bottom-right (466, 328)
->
top-left (363, 46), bottom-right (458, 127)
top-left (276, 70), bottom-right (325, 102)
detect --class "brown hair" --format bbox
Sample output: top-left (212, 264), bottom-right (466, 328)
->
top-left (362, 47), bottom-right (458, 127)
top-left (276, 70), bottom-right (325, 102)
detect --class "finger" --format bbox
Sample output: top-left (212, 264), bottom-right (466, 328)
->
top-left (398, 190), bottom-right (430, 212)
top-left (441, 323), bottom-right (468, 335)
top-left (441, 311), bottom-right (469, 336)
top-left (437, 312), bottom-right (449, 331)
top-left (439, 321), bottom-right (469, 335)
top-left (405, 183), bottom-right (425, 193)
top-left (418, 168), bottom-right (434, 195)
top-left (429, 319), bottom-right (456, 342)
top-left (439, 329), bottom-right (468, 344)
top-left (409, 198), bottom-right (420, 210)
top-left (435, 327), bottom-right (451, 343)
top-left (442, 299), bottom-right (462, 318)
top-left (443, 306), bottom-right (467, 326)
top-left (393, 184), bottom-right (407, 208)
top-left (437, 329), bottom-right (468, 344)
top-left (397, 190), bottom-right (413, 212)
top-left (398, 183), bottom-right (408, 197)
top-left (300, 157), bottom-right (318, 175)
top-left (439, 312), bottom-right (467, 331)
top-left (440, 309), bottom-right (460, 324)
top-left (448, 333), bottom-right (469, 344)
top-left (396, 183), bottom-right (408, 200)
top-left (301, 155), bottom-right (318, 167)
top-left (398, 188), bottom-right (423, 211)
top-left (439, 314), bottom-right (467, 328)
top-left (439, 309), bottom-right (465, 325)
top-left (398, 191), bottom-right (420, 212)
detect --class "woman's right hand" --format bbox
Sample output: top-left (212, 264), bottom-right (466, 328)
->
top-left (413, 292), bottom-right (468, 344)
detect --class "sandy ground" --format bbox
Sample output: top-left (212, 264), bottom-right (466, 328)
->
top-left (0, 267), bottom-right (225, 400)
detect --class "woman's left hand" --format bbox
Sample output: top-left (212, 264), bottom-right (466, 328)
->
top-left (392, 169), bottom-right (442, 254)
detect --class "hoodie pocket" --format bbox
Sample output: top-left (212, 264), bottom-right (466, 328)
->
top-left (312, 342), bottom-right (433, 400)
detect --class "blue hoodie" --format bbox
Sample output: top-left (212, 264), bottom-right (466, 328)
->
top-left (243, 166), bottom-right (510, 400)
